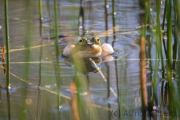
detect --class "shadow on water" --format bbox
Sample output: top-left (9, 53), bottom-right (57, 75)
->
top-left (1, 0), bottom-right (179, 120)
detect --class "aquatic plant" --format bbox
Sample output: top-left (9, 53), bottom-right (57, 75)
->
top-left (4, 0), bottom-right (11, 120)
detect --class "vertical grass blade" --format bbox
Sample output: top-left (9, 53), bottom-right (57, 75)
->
top-left (4, 0), bottom-right (11, 120)
top-left (111, 0), bottom-right (116, 47)
top-left (38, 0), bottom-right (43, 87)
top-left (104, 0), bottom-right (110, 98)
top-left (78, 0), bottom-right (85, 36)
top-left (4, 0), bottom-right (10, 88)
top-left (104, 0), bottom-right (108, 43)
top-left (38, 0), bottom-right (43, 37)
top-left (174, 0), bottom-right (180, 112)
top-left (166, 0), bottom-right (176, 114)
top-left (156, 0), bottom-right (165, 78)
top-left (19, 1), bottom-right (32, 120)
top-left (38, 41), bottom-right (43, 87)
top-left (53, 0), bottom-right (61, 119)
top-left (166, 0), bottom-right (173, 68)
top-left (162, 0), bottom-right (167, 55)
top-left (172, 0), bottom-right (180, 69)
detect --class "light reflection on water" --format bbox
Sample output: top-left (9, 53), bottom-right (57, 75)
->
top-left (0, 0), bottom-right (155, 119)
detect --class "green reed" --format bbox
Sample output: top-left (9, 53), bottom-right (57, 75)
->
top-left (38, 0), bottom-right (43, 20)
top-left (165, 0), bottom-right (177, 115)
top-left (155, 0), bottom-right (180, 117)
top-left (19, 1), bottom-right (32, 120)
top-left (104, 0), bottom-right (108, 43)
top-left (174, 0), bottom-right (180, 111)
top-left (4, 0), bottom-right (11, 119)
top-left (4, 0), bottom-right (10, 88)
top-left (53, 0), bottom-right (61, 119)
top-left (111, 0), bottom-right (116, 47)
top-left (38, 0), bottom-right (43, 36)
top-left (166, 0), bottom-right (173, 68)
top-left (162, 0), bottom-right (167, 55)
top-left (68, 0), bottom-right (98, 119)
top-left (38, 0), bottom-right (43, 87)
top-left (156, 0), bottom-right (165, 77)
top-left (150, 0), bottom-right (163, 108)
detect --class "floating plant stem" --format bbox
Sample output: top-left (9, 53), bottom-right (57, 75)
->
top-left (89, 58), bottom-right (117, 97)
top-left (4, 0), bottom-right (11, 119)
top-left (53, 0), bottom-right (61, 119)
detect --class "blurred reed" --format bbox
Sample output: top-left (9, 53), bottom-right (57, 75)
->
top-left (53, 0), bottom-right (61, 119)
top-left (139, 0), bottom-right (150, 118)
top-left (38, 0), bottom-right (43, 87)
top-left (4, 0), bottom-right (10, 87)
top-left (38, 0), bottom-right (43, 37)
top-left (19, 1), bottom-right (32, 120)
top-left (174, 0), bottom-right (180, 112)
top-left (153, 0), bottom-right (180, 117)
top-left (37, 1), bottom-right (43, 120)
top-left (165, 0), bottom-right (176, 114)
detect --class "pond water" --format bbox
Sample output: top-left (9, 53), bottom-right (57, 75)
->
top-left (0, 0), bottom-right (171, 120)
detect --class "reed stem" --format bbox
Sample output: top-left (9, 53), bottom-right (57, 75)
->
top-left (4, 0), bottom-right (10, 88)
top-left (4, 0), bottom-right (11, 119)
top-left (38, 0), bottom-right (43, 36)
top-left (156, 0), bottom-right (165, 77)
top-left (162, 0), bottom-right (167, 56)
top-left (78, 0), bottom-right (85, 36)
top-left (53, 0), bottom-right (61, 119)
top-left (38, 0), bottom-right (43, 87)
top-left (104, 0), bottom-right (108, 43)
top-left (111, 0), bottom-right (116, 47)
top-left (139, 0), bottom-right (150, 118)
top-left (20, 1), bottom-right (31, 119)
top-left (166, 0), bottom-right (175, 114)
top-left (166, 0), bottom-right (173, 69)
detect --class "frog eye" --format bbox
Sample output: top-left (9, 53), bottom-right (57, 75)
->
top-left (78, 39), bottom-right (85, 45)
top-left (95, 38), bottom-right (101, 44)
